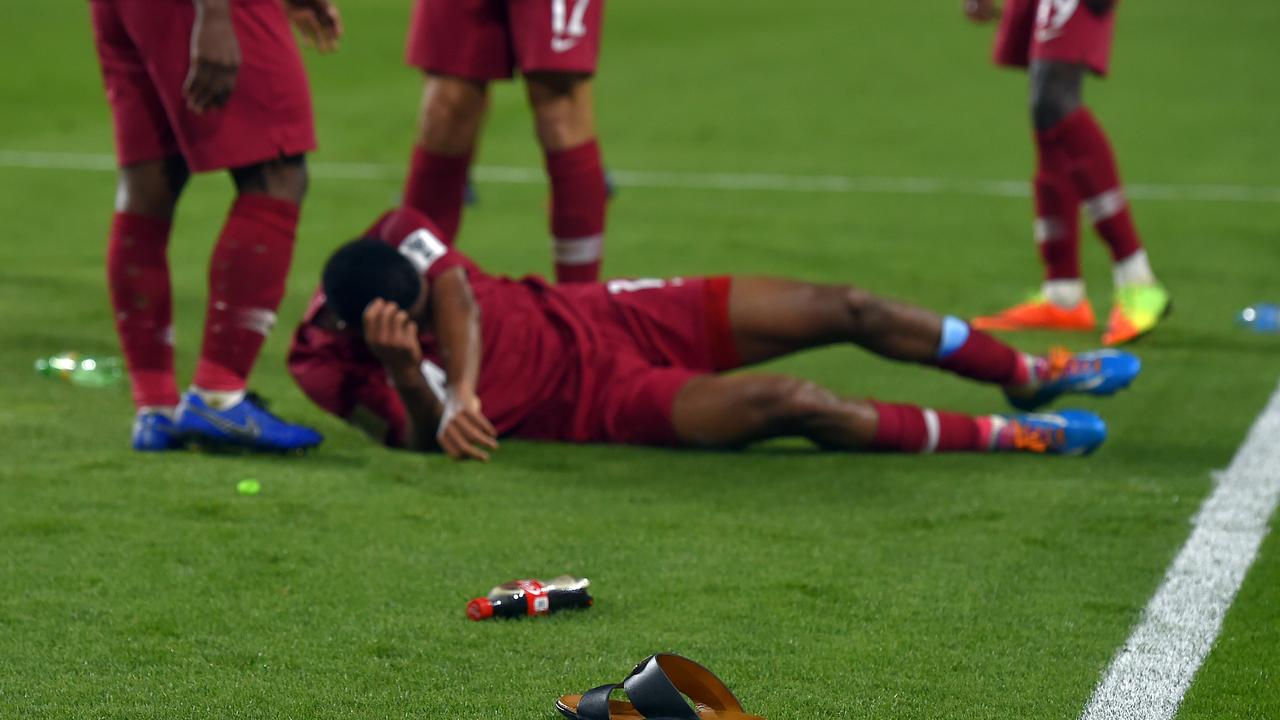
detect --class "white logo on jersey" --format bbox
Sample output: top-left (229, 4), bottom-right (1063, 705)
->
top-left (1035, 0), bottom-right (1079, 42)
top-left (551, 36), bottom-right (580, 53)
top-left (606, 277), bottom-right (685, 295)
top-left (398, 228), bottom-right (448, 275)
top-left (551, 0), bottom-right (590, 52)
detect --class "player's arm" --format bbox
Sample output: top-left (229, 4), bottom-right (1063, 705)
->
top-left (429, 268), bottom-right (499, 461)
top-left (284, 0), bottom-right (344, 53)
top-left (963, 0), bottom-right (999, 23)
top-left (184, 0), bottom-right (241, 114)
top-left (362, 299), bottom-right (447, 454)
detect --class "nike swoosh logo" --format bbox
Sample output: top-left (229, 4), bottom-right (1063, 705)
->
top-left (1071, 375), bottom-right (1108, 392)
top-left (551, 36), bottom-right (579, 53)
top-left (191, 406), bottom-right (263, 440)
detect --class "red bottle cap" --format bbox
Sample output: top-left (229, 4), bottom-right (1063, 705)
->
top-left (466, 597), bottom-right (494, 620)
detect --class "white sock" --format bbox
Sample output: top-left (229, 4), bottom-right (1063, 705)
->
top-left (192, 386), bottom-right (246, 411)
top-left (137, 406), bottom-right (176, 419)
top-left (984, 416), bottom-right (1009, 452)
top-left (1042, 279), bottom-right (1086, 309)
top-left (1113, 249), bottom-right (1157, 288)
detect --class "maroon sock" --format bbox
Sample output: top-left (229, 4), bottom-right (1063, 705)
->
top-left (107, 212), bottom-right (178, 409)
top-left (870, 402), bottom-right (987, 453)
top-left (546, 140), bottom-right (607, 283)
top-left (1032, 130), bottom-right (1083, 280)
top-left (1050, 108), bottom-right (1143, 262)
top-left (403, 145), bottom-right (471, 244)
top-left (936, 327), bottom-right (1026, 386)
top-left (192, 195), bottom-right (299, 392)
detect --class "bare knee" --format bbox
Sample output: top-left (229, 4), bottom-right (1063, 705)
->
top-left (526, 73), bottom-right (595, 151)
top-left (839, 287), bottom-right (896, 339)
top-left (418, 75), bottom-right (488, 153)
top-left (231, 155), bottom-right (308, 204)
top-left (1029, 61), bottom-right (1084, 131)
top-left (115, 156), bottom-right (189, 218)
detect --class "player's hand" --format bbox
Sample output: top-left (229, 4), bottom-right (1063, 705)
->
top-left (963, 0), bottom-right (999, 22)
top-left (285, 0), bottom-right (343, 53)
top-left (363, 298), bottom-right (423, 376)
top-left (437, 391), bottom-right (499, 462)
top-left (183, 4), bottom-right (241, 114)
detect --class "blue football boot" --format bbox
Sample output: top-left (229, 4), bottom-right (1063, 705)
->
top-left (132, 411), bottom-right (185, 452)
top-left (1005, 347), bottom-right (1141, 411)
top-left (993, 410), bottom-right (1108, 456)
top-left (175, 391), bottom-right (323, 453)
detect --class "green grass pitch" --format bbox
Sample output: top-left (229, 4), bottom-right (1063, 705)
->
top-left (2, 1), bottom-right (1279, 718)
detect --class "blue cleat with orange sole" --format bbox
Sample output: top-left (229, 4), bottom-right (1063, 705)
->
top-left (993, 410), bottom-right (1108, 456)
top-left (1005, 347), bottom-right (1141, 412)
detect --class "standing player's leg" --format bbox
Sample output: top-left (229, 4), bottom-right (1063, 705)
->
top-left (724, 277), bottom-right (1139, 409)
top-left (509, 0), bottom-right (608, 283)
top-left (91, 0), bottom-right (190, 450)
top-left (402, 0), bottom-right (511, 244)
top-left (976, 0), bottom-right (1096, 333)
top-left (979, 0), bottom-right (1169, 344)
top-left (108, 158), bottom-right (191, 450)
top-left (404, 75), bottom-right (490, 243)
top-left (526, 73), bottom-right (607, 283)
top-left (670, 373), bottom-right (1107, 455)
top-left (187, 156), bottom-right (309, 409)
top-left (1030, 61), bottom-right (1169, 345)
top-left (110, 0), bottom-right (323, 450)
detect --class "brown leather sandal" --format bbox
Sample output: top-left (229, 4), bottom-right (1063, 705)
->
top-left (556, 653), bottom-right (765, 719)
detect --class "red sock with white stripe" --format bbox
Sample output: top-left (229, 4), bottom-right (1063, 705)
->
top-left (546, 140), bottom-right (607, 283)
top-left (1049, 108), bottom-right (1146, 266)
top-left (403, 145), bottom-right (471, 245)
top-left (870, 401), bottom-right (996, 453)
top-left (192, 194), bottom-right (299, 395)
top-left (1032, 128), bottom-right (1083, 290)
top-left (107, 212), bottom-right (179, 410)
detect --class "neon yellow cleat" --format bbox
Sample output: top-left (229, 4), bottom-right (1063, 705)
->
top-left (1103, 284), bottom-right (1172, 346)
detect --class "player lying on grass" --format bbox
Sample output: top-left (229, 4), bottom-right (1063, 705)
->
top-left (287, 208), bottom-right (1141, 460)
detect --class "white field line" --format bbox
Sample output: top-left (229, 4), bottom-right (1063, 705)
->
top-left (1080, 380), bottom-right (1280, 720)
top-left (2, 149), bottom-right (1280, 204)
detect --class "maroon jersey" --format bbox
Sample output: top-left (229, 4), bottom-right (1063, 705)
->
top-left (994, 0), bottom-right (1118, 76)
top-left (288, 208), bottom-right (739, 447)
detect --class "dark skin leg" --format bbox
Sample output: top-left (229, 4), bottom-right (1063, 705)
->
top-left (416, 74), bottom-right (490, 154)
top-left (115, 155), bottom-right (190, 219)
top-left (1029, 60), bottom-right (1086, 132)
top-left (525, 72), bottom-right (596, 151)
top-left (230, 154), bottom-right (309, 204)
top-left (672, 278), bottom-right (965, 450)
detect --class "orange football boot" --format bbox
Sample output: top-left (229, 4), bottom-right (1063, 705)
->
top-left (972, 292), bottom-right (1097, 332)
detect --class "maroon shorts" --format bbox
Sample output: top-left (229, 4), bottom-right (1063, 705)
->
top-left (406, 0), bottom-right (604, 80)
top-left (90, 0), bottom-right (316, 172)
top-left (562, 276), bottom-right (739, 447)
top-left (994, 0), bottom-right (1117, 76)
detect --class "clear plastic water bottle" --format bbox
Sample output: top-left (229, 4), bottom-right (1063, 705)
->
top-left (466, 575), bottom-right (592, 620)
top-left (1238, 304), bottom-right (1280, 334)
top-left (34, 353), bottom-right (124, 388)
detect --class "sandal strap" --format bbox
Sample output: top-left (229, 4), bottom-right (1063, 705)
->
top-left (622, 654), bottom-right (744, 719)
top-left (578, 683), bottom-right (622, 720)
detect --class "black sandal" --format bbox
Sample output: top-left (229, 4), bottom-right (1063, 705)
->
top-left (556, 653), bottom-right (764, 719)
